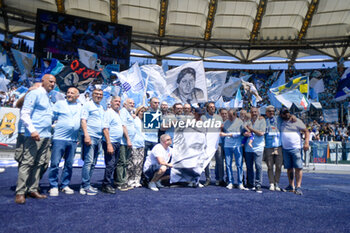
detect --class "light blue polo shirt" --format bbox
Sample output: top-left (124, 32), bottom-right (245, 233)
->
top-left (245, 118), bottom-right (266, 153)
top-left (133, 117), bottom-right (145, 148)
top-left (223, 118), bottom-right (243, 148)
top-left (119, 107), bottom-right (136, 145)
top-left (81, 101), bottom-right (104, 139)
top-left (265, 116), bottom-right (282, 148)
top-left (53, 100), bottom-right (82, 141)
top-left (22, 87), bottom-right (53, 138)
top-left (103, 108), bottom-right (124, 143)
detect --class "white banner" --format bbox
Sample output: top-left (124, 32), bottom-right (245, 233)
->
top-left (165, 61), bottom-right (207, 104)
top-left (170, 126), bottom-right (220, 184)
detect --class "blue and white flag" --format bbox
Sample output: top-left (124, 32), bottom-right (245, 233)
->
top-left (233, 86), bottom-right (243, 108)
top-left (221, 77), bottom-right (241, 97)
top-left (275, 89), bottom-right (309, 110)
top-left (268, 71), bottom-right (285, 108)
top-left (323, 109), bottom-right (338, 123)
top-left (165, 61), bottom-right (207, 104)
top-left (140, 64), bottom-right (169, 99)
top-left (11, 49), bottom-right (36, 75)
top-left (78, 48), bottom-right (98, 69)
top-left (113, 62), bottom-right (144, 93)
top-left (206, 71), bottom-right (227, 102)
top-left (335, 67), bottom-right (350, 102)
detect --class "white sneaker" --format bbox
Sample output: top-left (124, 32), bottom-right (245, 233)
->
top-left (148, 182), bottom-right (159, 191)
top-left (0, 168), bottom-right (5, 173)
top-left (226, 183), bottom-right (233, 190)
top-left (269, 183), bottom-right (275, 191)
top-left (49, 188), bottom-right (59, 197)
top-left (238, 184), bottom-right (248, 190)
top-left (80, 187), bottom-right (98, 195)
top-left (275, 184), bottom-right (281, 191)
top-left (156, 180), bottom-right (165, 188)
top-left (61, 186), bottom-right (74, 194)
top-left (198, 183), bottom-right (204, 188)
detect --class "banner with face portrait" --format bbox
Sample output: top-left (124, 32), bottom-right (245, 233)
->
top-left (0, 107), bottom-right (20, 149)
top-left (165, 61), bottom-right (208, 105)
top-left (170, 127), bottom-right (220, 184)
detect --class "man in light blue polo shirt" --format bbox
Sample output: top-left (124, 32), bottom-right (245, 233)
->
top-left (114, 98), bottom-right (135, 191)
top-left (244, 107), bottom-right (266, 193)
top-left (48, 87), bottom-right (82, 196)
top-left (80, 88), bottom-right (104, 195)
top-left (102, 96), bottom-right (131, 194)
top-left (15, 74), bottom-right (56, 204)
top-left (221, 109), bottom-right (247, 190)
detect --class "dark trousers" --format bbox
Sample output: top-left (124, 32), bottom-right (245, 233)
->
top-left (102, 141), bottom-right (120, 186)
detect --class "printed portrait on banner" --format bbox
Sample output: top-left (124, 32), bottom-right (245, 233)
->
top-left (165, 61), bottom-right (208, 105)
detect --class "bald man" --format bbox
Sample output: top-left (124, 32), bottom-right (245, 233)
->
top-left (15, 74), bottom-right (56, 204)
top-left (48, 87), bottom-right (82, 196)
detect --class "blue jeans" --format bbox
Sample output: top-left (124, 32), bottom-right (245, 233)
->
top-left (245, 151), bottom-right (263, 188)
top-left (81, 136), bottom-right (101, 189)
top-left (102, 141), bottom-right (120, 186)
top-left (224, 146), bottom-right (243, 185)
top-left (49, 139), bottom-right (77, 188)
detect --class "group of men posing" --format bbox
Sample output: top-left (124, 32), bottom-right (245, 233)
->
top-left (13, 74), bottom-right (309, 204)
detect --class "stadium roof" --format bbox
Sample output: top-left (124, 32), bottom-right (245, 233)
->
top-left (1, 0), bottom-right (350, 65)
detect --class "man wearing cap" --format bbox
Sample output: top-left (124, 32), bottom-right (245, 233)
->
top-left (264, 105), bottom-right (283, 191)
top-left (280, 107), bottom-right (309, 195)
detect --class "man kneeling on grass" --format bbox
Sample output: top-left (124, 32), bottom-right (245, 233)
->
top-left (143, 134), bottom-right (173, 191)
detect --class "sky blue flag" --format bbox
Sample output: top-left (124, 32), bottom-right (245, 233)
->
top-left (334, 67), bottom-right (350, 102)
top-left (251, 94), bottom-right (257, 107)
top-left (275, 89), bottom-right (309, 110)
top-left (233, 86), bottom-right (243, 108)
top-left (268, 71), bottom-right (285, 108)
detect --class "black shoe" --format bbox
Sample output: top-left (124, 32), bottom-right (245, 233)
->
top-left (255, 186), bottom-right (263, 193)
top-left (204, 179), bottom-right (211, 187)
top-left (102, 185), bottom-right (116, 194)
top-left (219, 181), bottom-right (227, 187)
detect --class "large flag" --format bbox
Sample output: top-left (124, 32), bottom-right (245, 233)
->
top-left (115, 62), bottom-right (144, 93)
top-left (165, 61), bottom-right (208, 104)
top-left (11, 49), bottom-right (36, 75)
top-left (270, 75), bottom-right (309, 96)
top-left (310, 78), bottom-right (325, 94)
top-left (56, 59), bottom-right (102, 93)
top-left (233, 86), bottom-right (243, 108)
top-left (78, 48), bottom-right (98, 69)
top-left (112, 63), bottom-right (145, 107)
top-left (275, 89), bottom-right (309, 110)
top-left (221, 77), bottom-right (241, 97)
top-left (334, 67), bottom-right (350, 102)
top-left (206, 71), bottom-right (227, 102)
top-left (268, 71), bottom-right (285, 108)
top-left (140, 64), bottom-right (169, 99)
